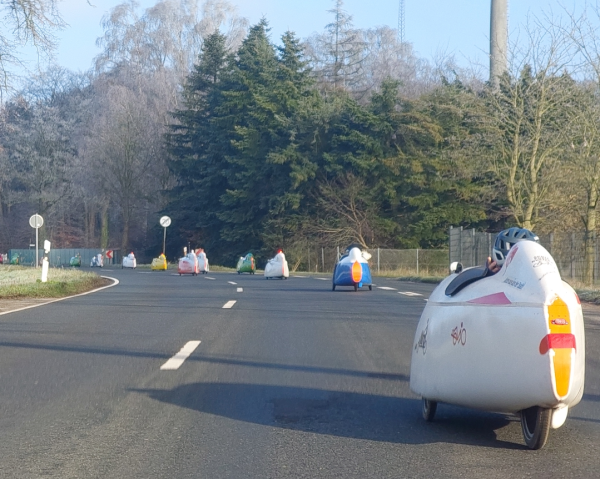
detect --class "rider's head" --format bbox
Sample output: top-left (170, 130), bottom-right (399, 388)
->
top-left (492, 227), bottom-right (539, 266)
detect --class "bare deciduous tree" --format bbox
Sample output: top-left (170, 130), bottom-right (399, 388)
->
top-left (0, 0), bottom-right (66, 99)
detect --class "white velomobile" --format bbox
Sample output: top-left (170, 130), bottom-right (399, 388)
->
top-left (122, 252), bottom-right (136, 269)
top-left (410, 240), bottom-right (585, 449)
top-left (264, 250), bottom-right (289, 279)
top-left (196, 249), bottom-right (209, 274)
top-left (178, 252), bottom-right (199, 276)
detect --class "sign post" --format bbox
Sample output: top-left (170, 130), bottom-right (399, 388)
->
top-left (29, 214), bottom-right (43, 268)
top-left (159, 216), bottom-right (171, 255)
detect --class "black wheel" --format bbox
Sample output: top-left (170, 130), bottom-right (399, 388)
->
top-left (368, 285), bottom-right (372, 291)
top-left (422, 398), bottom-right (437, 422)
top-left (238, 271), bottom-right (241, 274)
top-left (520, 406), bottom-right (551, 450)
top-left (354, 283), bottom-right (358, 292)
top-left (332, 283), bottom-right (336, 291)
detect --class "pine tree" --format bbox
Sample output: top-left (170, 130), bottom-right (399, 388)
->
top-left (166, 32), bottom-right (231, 255)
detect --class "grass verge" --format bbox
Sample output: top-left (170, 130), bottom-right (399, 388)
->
top-left (0, 265), bottom-right (111, 299)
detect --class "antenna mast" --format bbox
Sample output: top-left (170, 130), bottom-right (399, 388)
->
top-left (398, 0), bottom-right (405, 45)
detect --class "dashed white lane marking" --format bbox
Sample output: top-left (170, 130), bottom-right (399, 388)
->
top-left (399, 291), bottom-right (423, 296)
top-left (237, 288), bottom-right (243, 293)
top-left (228, 281), bottom-right (237, 285)
top-left (160, 341), bottom-right (201, 370)
top-left (205, 276), bottom-right (216, 280)
top-left (377, 286), bottom-right (397, 290)
top-left (315, 278), bottom-right (329, 281)
top-left (222, 300), bottom-right (237, 309)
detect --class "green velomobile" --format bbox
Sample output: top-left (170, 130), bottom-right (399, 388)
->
top-left (237, 253), bottom-right (256, 274)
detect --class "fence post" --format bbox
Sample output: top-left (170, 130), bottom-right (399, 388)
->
top-left (595, 231), bottom-right (598, 283)
top-left (377, 248), bottom-right (380, 274)
top-left (321, 247), bottom-right (325, 273)
top-left (459, 226), bottom-right (463, 265)
top-left (571, 232), bottom-right (575, 279)
top-left (416, 248), bottom-right (419, 275)
top-left (337, 246), bottom-right (340, 261)
top-left (307, 248), bottom-right (310, 272)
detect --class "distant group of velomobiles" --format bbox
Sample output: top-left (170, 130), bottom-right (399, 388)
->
top-left (135, 230), bottom-right (587, 450)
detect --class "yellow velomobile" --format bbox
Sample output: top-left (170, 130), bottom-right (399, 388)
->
top-left (151, 253), bottom-right (167, 271)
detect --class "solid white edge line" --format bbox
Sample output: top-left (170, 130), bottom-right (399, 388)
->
top-left (160, 340), bottom-right (201, 370)
top-left (0, 276), bottom-right (120, 317)
top-left (222, 300), bottom-right (237, 309)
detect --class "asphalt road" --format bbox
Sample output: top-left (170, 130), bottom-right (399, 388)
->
top-left (0, 269), bottom-right (599, 478)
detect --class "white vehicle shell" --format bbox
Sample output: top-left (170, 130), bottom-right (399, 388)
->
top-left (122, 252), bottom-right (136, 269)
top-left (196, 251), bottom-right (209, 274)
top-left (264, 251), bottom-right (289, 279)
top-left (410, 240), bottom-right (585, 449)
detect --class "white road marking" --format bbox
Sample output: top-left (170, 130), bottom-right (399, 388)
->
top-left (160, 341), bottom-right (201, 370)
top-left (237, 288), bottom-right (243, 293)
top-left (228, 281), bottom-right (237, 285)
top-left (222, 300), bottom-right (237, 309)
top-left (377, 286), bottom-right (397, 291)
top-left (315, 278), bottom-right (329, 281)
top-left (399, 291), bottom-right (423, 296)
top-left (293, 276), bottom-right (308, 278)
top-left (205, 276), bottom-right (216, 280)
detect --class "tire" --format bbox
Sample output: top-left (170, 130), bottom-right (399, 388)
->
top-left (332, 283), bottom-right (336, 291)
top-left (368, 285), bottom-right (372, 291)
top-left (520, 406), bottom-right (551, 450)
top-left (422, 398), bottom-right (437, 422)
top-left (354, 283), bottom-right (358, 292)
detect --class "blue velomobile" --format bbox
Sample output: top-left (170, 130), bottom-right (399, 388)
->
top-left (332, 245), bottom-right (373, 291)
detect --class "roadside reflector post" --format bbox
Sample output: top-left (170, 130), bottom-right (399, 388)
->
top-left (41, 240), bottom-right (51, 283)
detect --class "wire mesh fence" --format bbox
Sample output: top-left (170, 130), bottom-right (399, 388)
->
top-left (449, 226), bottom-right (600, 283)
top-left (293, 246), bottom-right (448, 276)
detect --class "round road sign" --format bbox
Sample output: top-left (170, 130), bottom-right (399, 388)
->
top-left (159, 216), bottom-right (172, 228)
top-left (29, 214), bottom-right (44, 229)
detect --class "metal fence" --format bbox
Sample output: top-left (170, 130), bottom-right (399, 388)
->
top-left (6, 248), bottom-right (123, 267)
top-left (299, 247), bottom-right (448, 275)
top-left (449, 226), bottom-right (600, 282)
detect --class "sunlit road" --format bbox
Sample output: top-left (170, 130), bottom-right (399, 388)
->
top-left (0, 269), bottom-right (599, 478)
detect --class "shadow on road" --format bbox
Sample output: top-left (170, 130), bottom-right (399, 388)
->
top-left (131, 382), bottom-right (523, 449)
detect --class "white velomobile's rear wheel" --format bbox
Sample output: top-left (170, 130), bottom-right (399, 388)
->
top-left (422, 398), bottom-right (437, 422)
top-left (520, 406), bottom-right (551, 450)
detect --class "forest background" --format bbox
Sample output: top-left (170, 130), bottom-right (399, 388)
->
top-left (2, 0), bottom-right (600, 275)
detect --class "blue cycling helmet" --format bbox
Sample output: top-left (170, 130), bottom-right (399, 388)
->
top-left (493, 227), bottom-right (539, 266)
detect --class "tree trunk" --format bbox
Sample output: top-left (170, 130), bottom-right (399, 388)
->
top-left (584, 188), bottom-right (598, 285)
top-left (100, 204), bottom-right (109, 250)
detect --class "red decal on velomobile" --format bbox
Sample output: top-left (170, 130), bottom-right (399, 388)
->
top-left (467, 292), bottom-right (512, 305)
top-left (539, 333), bottom-right (576, 355)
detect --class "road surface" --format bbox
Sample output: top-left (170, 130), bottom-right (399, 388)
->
top-left (0, 269), bottom-right (598, 478)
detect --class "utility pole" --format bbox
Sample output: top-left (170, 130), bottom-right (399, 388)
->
top-left (490, 0), bottom-right (508, 88)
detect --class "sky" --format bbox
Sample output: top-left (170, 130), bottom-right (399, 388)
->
top-left (44, 0), bottom-right (586, 75)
